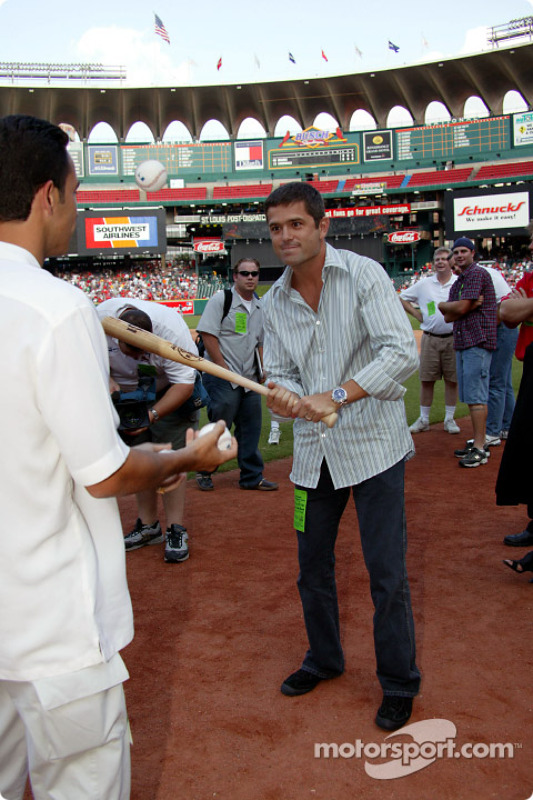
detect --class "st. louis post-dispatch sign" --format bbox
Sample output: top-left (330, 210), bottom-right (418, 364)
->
top-left (451, 190), bottom-right (530, 235)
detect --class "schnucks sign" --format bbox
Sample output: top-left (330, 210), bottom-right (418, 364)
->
top-left (193, 238), bottom-right (225, 253)
top-left (386, 231), bottom-right (422, 244)
top-left (453, 191), bottom-right (529, 232)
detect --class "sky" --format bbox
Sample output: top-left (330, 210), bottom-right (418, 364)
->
top-left (1, 0), bottom-right (533, 88)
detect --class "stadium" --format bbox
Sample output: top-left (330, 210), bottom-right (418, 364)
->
top-left (2, 20), bottom-right (532, 800)
top-left (2, 23), bottom-right (533, 313)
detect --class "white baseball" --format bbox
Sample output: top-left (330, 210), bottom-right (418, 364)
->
top-left (134, 159), bottom-right (167, 192)
top-left (198, 422), bottom-right (232, 451)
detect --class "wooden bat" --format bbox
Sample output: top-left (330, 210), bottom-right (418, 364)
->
top-left (102, 316), bottom-right (338, 428)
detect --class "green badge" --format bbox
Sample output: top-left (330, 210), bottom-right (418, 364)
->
top-left (427, 301), bottom-right (436, 316)
top-left (234, 312), bottom-right (247, 334)
top-left (294, 488), bottom-right (307, 532)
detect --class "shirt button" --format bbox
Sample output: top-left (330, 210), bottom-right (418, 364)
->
top-left (321, 433), bottom-right (326, 439)
top-left (316, 320), bottom-right (321, 326)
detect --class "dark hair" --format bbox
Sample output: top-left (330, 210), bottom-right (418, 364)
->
top-left (0, 115), bottom-right (70, 222)
top-left (118, 306), bottom-right (153, 332)
top-left (265, 182), bottom-right (325, 227)
top-left (234, 257), bottom-right (260, 273)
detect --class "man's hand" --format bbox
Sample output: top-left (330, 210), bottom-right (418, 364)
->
top-left (266, 382), bottom-right (300, 418)
top-left (292, 391), bottom-right (338, 422)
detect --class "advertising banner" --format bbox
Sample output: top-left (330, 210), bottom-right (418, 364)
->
top-left (363, 131), bottom-right (393, 162)
top-left (513, 111), bottom-right (533, 146)
top-left (235, 140), bottom-right (264, 170)
top-left (88, 146), bottom-right (119, 176)
top-left (77, 209), bottom-right (166, 256)
top-left (452, 191), bottom-right (529, 232)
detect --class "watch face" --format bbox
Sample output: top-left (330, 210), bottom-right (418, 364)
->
top-left (332, 387), bottom-right (348, 404)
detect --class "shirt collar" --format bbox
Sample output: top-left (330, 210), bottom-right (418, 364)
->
top-left (274, 242), bottom-right (347, 298)
top-left (0, 241), bottom-right (41, 270)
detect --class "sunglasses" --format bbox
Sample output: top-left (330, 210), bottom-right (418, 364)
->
top-left (237, 270), bottom-right (259, 277)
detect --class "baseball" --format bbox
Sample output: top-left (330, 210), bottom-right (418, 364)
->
top-left (134, 160), bottom-right (167, 192)
top-left (198, 422), bottom-right (232, 451)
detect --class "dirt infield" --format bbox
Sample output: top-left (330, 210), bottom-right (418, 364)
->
top-left (116, 419), bottom-right (531, 800)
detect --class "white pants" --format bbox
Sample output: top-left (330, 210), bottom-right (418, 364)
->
top-left (0, 676), bottom-right (130, 800)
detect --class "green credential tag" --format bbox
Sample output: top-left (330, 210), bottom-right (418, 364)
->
top-left (234, 312), bottom-right (247, 334)
top-left (427, 301), bottom-right (436, 316)
top-left (294, 488), bottom-right (307, 532)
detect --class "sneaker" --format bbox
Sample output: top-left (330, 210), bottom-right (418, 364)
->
top-left (240, 479), bottom-right (279, 491)
top-left (375, 696), bottom-right (413, 731)
top-left (124, 518), bottom-right (163, 551)
top-left (500, 429), bottom-right (509, 440)
top-left (409, 417), bottom-right (430, 433)
top-left (459, 447), bottom-right (489, 468)
top-left (268, 427), bottom-right (281, 445)
top-left (164, 524), bottom-right (189, 563)
top-left (443, 419), bottom-right (460, 434)
top-left (196, 472), bottom-right (214, 491)
top-left (465, 434), bottom-right (501, 448)
top-left (454, 442), bottom-right (490, 459)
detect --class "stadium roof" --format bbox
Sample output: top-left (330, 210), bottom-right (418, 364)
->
top-left (0, 44), bottom-right (532, 140)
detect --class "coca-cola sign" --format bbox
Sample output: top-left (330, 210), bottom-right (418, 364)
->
top-left (387, 231), bottom-right (421, 244)
top-left (193, 239), bottom-right (225, 253)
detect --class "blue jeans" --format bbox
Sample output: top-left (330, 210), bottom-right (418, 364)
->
top-left (456, 346), bottom-right (492, 405)
top-left (203, 374), bottom-right (264, 487)
top-left (295, 460), bottom-right (420, 697)
top-left (486, 323), bottom-right (518, 436)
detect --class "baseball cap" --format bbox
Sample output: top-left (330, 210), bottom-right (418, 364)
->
top-left (452, 237), bottom-right (475, 251)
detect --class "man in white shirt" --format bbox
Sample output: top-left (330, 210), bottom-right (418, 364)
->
top-left (400, 248), bottom-right (460, 434)
top-left (0, 114), bottom-right (236, 800)
top-left (97, 297), bottom-right (201, 563)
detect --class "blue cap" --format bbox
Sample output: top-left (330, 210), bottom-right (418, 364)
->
top-left (452, 237), bottom-right (475, 251)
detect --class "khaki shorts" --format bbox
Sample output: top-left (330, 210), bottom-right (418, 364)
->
top-left (419, 333), bottom-right (457, 383)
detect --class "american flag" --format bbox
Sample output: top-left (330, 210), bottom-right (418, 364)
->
top-left (154, 14), bottom-right (170, 44)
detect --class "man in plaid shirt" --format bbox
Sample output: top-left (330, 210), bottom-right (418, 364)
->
top-left (439, 237), bottom-right (497, 467)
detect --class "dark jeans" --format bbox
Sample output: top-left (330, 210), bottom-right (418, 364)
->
top-left (296, 459), bottom-right (421, 697)
top-left (486, 322), bottom-right (518, 436)
top-left (203, 373), bottom-right (264, 487)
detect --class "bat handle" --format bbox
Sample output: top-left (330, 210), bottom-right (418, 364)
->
top-left (321, 411), bottom-right (338, 428)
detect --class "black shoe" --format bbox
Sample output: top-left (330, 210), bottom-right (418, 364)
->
top-left (196, 472), bottom-right (214, 491)
top-left (502, 551), bottom-right (533, 579)
top-left (375, 695), bottom-right (413, 731)
top-left (281, 669), bottom-right (325, 696)
top-left (504, 529), bottom-right (533, 547)
top-left (459, 447), bottom-right (488, 468)
top-left (454, 442), bottom-right (490, 459)
top-left (240, 479), bottom-right (278, 491)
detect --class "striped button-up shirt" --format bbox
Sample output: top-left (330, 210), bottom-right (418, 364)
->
top-left (262, 244), bottom-right (417, 490)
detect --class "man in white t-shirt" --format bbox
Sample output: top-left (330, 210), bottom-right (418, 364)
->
top-left (0, 115), bottom-right (236, 800)
top-left (97, 297), bottom-right (201, 564)
top-left (400, 247), bottom-right (460, 434)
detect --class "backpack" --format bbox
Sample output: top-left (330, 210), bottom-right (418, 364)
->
top-left (195, 288), bottom-right (233, 358)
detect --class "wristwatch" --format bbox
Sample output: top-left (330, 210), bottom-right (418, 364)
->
top-left (150, 407), bottom-right (160, 421)
top-left (331, 387), bottom-right (348, 406)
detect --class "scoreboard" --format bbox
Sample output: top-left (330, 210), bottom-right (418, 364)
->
top-left (121, 142), bottom-right (232, 176)
top-left (395, 117), bottom-right (510, 161)
top-left (268, 144), bottom-right (359, 169)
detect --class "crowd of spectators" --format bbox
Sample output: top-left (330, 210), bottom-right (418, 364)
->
top-left (55, 260), bottom-right (199, 303)
top-left (395, 257), bottom-right (532, 292)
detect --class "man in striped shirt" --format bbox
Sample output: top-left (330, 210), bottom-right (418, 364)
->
top-left (262, 182), bottom-right (421, 732)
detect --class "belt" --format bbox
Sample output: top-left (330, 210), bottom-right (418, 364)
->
top-left (423, 331), bottom-right (453, 338)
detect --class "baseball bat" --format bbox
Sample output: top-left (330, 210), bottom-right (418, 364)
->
top-left (102, 316), bottom-right (338, 428)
